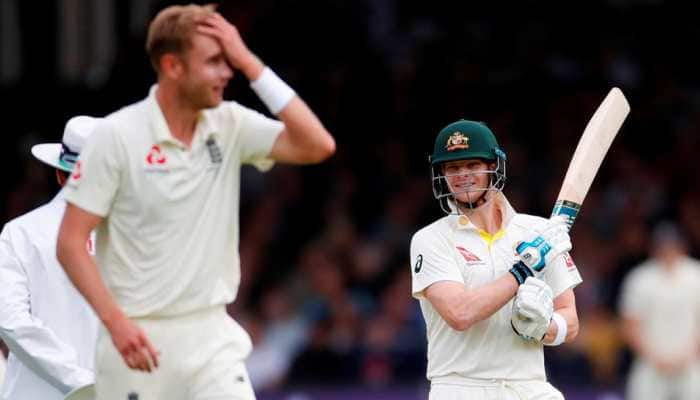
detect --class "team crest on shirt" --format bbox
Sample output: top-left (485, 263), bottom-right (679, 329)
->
top-left (205, 137), bottom-right (223, 173)
top-left (206, 137), bottom-right (223, 164)
top-left (456, 246), bottom-right (484, 266)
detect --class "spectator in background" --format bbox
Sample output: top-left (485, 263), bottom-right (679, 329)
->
top-left (246, 285), bottom-right (309, 391)
top-left (0, 116), bottom-right (99, 400)
top-left (619, 221), bottom-right (700, 400)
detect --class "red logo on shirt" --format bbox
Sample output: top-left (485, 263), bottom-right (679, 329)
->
top-left (456, 246), bottom-right (481, 262)
top-left (564, 253), bottom-right (577, 271)
top-left (72, 161), bottom-right (82, 180)
top-left (146, 145), bottom-right (167, 165)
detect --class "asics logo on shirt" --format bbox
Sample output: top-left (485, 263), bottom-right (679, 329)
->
top-left (414, 254), bottom-right (423, 273)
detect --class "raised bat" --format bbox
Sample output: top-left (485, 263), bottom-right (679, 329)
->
top-left (551, 87), bottom-right (630, 230)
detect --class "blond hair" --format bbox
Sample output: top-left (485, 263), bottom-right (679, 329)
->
top-left (146, 4), bottom-right (216, 73)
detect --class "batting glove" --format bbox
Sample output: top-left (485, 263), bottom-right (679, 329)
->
top-left (515, 215), bottom-right (572, 273)
top-left (511, 277), bottom-right (554, 341)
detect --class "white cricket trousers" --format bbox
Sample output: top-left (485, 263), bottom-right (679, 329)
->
top-left (430, 376), bottom-right (564, 400)
top-left (626, 361), bottom-right (700, 400)
top-left (95, 306), bottom-right (255, 400)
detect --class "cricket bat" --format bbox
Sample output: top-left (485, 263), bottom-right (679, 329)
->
top-left (551, 87), bottom-right (630, 231)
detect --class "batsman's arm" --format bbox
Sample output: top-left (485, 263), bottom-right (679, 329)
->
top-left (57, 204), bottom-right (159, 373)
top-left (542, 288), bottom-right (579, 344)
top-left (424, 275), bottom-right (519, 331)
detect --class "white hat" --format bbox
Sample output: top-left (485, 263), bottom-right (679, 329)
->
top-left (63, 383), bottom-right (95, 400)
top-left (31, 115), bottom-right (101, 173)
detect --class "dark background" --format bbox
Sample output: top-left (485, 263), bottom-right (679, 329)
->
top-left (2, 1), bottom-right (700, 398)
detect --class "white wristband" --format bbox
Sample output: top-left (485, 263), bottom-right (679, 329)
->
top-left (544, 312), bottom-right (567, 346)
top-left (250, 67), bottom-right (296, 115)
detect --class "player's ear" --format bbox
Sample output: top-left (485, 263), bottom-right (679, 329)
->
top-left (160, 53), bottom-right (185, 79)
top-left (56, 169), bottom-right (68, 186)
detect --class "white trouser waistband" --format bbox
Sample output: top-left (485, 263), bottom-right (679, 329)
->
top-left (431, 375), bottom-right (544, 387)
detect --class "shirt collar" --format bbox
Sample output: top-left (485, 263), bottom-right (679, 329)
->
top-left (146, 84), bottom-right (221, 147)
top-left (451, 192), bottom-right (517, 231)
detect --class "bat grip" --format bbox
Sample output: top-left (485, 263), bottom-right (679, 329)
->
top-left (551, 200), bottom-right (581, 232)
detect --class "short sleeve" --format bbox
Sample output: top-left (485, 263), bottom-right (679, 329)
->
top-left (544, 252), bottom-right (583, 298)
top-left (234, 104), bottom-right (284, 172)
top-left (63, 120), bottom-right (122, 217)
top-left (619, 269), bottom-right (647, 319)
top-left (410, 229), bottom-right (464, 299)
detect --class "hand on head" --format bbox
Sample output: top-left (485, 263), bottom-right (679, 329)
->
top-left (196, 13), bottom-right (257, 73)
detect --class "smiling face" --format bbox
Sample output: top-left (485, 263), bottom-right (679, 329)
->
top-left (442, 159), bottom-right (493, 204)
top-left (175, 33), bottom-right (233, 110)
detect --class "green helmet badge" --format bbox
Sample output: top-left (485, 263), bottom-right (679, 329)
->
top-left (445, 132), bottom-right (470, 152)
top-left (431, 119), bottom-right (502, 165)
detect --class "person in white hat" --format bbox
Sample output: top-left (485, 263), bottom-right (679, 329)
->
top-left (0, 116), bottom-right (100, 400)
top-left (0, 352), bottom-right (5, 388)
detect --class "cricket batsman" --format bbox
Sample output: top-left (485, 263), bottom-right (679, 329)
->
top-left (410, 119), bottom-right (582, 399)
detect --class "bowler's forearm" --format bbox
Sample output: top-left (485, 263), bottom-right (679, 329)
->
top-left (57, 241), bottom-right (122, 328)
top-left (239, 53), bottom-right (264, 81)
top-left (278, 98), bottom-right (335, 162)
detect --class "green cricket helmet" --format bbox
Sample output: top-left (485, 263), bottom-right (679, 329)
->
top-left (429, 119), bottom-right (507, 214)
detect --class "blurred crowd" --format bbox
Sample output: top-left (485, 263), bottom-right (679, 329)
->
top-left (2, 0), bottom-right (700, 395)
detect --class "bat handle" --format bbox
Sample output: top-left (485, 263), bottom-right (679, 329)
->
top-left (551, 200), bottom-right (581, 232)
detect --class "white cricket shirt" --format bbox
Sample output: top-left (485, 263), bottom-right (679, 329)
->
top-left (64, 85), bottom-right (283, 318)
top-left (0, 355), bottom-right (4, 388)
top-left (620, 256), bottom-right (700, 360)
top-left (410, 194), bottom-right (582, 381)
top-left (0, 190), bottom-right (97, 399)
